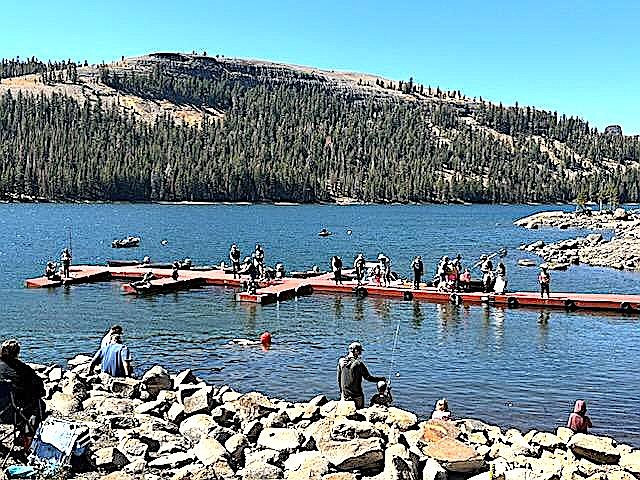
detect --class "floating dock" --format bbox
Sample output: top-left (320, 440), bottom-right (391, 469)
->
top-left (24, 264), bottom-right (640, 314)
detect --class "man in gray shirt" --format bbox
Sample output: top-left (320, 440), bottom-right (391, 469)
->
top-left (337, 342), bottom-right (385, 409)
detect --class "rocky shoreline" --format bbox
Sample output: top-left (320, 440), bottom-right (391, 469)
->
top-left (514, 208), bottom-right (640, 271)
top-left (3, 356), bottom-right (639, 480)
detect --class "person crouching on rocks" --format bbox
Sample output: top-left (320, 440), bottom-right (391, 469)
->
top-left (567, 399), bottom-right (592, 433)
top-left (337, 342), bottom-right (385, 409)
top-left (88, 334), bottom-right (132, 378)
top-left (431, 398), bottom-right (452, 420)
top-left (369, 380), bottom-right (393, 407)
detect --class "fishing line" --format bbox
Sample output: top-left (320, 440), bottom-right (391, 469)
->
top-left (387, 318), bottom-right (401, 386)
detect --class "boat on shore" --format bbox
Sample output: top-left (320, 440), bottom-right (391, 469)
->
top-left (111, 236), bottom-right (141, 248)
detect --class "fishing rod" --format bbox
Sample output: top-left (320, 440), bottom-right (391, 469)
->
top-left (387, 319), bottom-right (401, 388)
top-left (471, 246), bottom-right (508, 271)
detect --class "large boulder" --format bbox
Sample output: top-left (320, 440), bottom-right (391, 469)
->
top-left (421, 437), bottom-right (484, 473)
top-left (118, 437), bottom-right (150, 461)
top-left (318, 437), bottom-right (384, 471)
top-left (567, 433), bottom-right (621, 464)
top-left (193, 436), bottom-right (227, 466)
top-left (47, 391), bottom-right (83, 415)
top-left (619, 449), bottom-right (640, 475)
top-left (378, 443), bottom-right (418, 480)
top-left (614, 208), bottom-right (628, 220)
top-left (229, 391), bottom-right (278, 423)
top-left (142, 365), bottom-right (173, 397)
top-left (420, 420), bottom-right (460, 443)
top-left (224, 432), bottom-right (248, 465)
top-left (284, 451), bottom-right (330, 480)
top-left (422, 457), bottom-right (447, 480)
top-left (257, 427), bottom-right (305, 452)
top-left (320, 400), bottom-right (357, 418)
top-left (183, 387), bottom-right (214, 415)
top-left (179, 414), bottom-right (215, 442)
top-left (386, 407), bottom-right (418, 431)
top-left (110, 377), bottom-right (142, 399)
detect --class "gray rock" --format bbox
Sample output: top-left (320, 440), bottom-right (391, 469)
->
top-left (167, 402), bottom-right (186, 424)
top-left (91, 446), bottom-right (130, 471)
top-left (134, 399), bottom-right (165, 415)
top-left (229, 391), bottom-right (278, 424)
top-left (320, 400), bottom-right (357, 418)
top-left (245, 448), bottom-right (283, 466)
top-left (118, 437), bottom-right (150, 460)
top-left (179, 414), bottom-right (215, 442)
top-left (567, 433), bottom-right (621, 464)
top-left (531, 431), bottom-right (564, 450)
top-left (257, 427), bottom-right (304, 452)
top-left (318, 437), bottom-right (384, 471)
top-left (111, 377), bottom-right (142, 399)
top-left (68, 354), bottom-right (93, 368)
top-left (183, 387), bottom-right (214, 415)
top-left (48, 367), bottom-right (63, 382)
top-left (193, 436), bottom-right (227, 466)
top-left (148, 451), bottom-right (196, 469)
top-left (308, 395), bottom-right (329, 407)
top-left (174, 368), bottom-right (197, 386)
top-left (210, 425), bottom-right (238, 444)
top-left (386, 407), bottom-right (418, 431)
top-left (421, 437), bottom-right (484, 473)
top-left (123, 459), bottom-right (147, 474)
top-left (142, 365), bottom-right (173, 397)
top-left (225, 432), bottom-right (248, 464)
top-left (331, 419), bottom-right (380, 441)
top-left (284, 451), bottom-right (330, 480)
top-left (263, 410), bottom-right (291, 428)
top-left (210, 405), bottom-right (236, 427)
top-left (243, 419), bottom-right (264, 442)
top-left (242, 461), bottom-right (283, 480)
top-left (47, 391), bottom-right (83, 415)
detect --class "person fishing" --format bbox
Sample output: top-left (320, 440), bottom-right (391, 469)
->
top-left (254, 244), bottom-right (265, 278)
top-left (378, 254), bottom-right (391, 287)
top-left (229, 244), bottom-right (241, 279)
top-left (337, 342), bottom-right (386, 409)
top-left (411, 255), bottom-right (424, 290)
top-left (331, 255), bottom-right (343, 285)
top-left (60, 248), bottom-right (72, 278)
top-left (45, 261), bottom-right (59, 280)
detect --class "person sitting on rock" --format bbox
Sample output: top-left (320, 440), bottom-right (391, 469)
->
top-left (369, 380), bottom-right (393, 407)
top-left (0, 339), bottom-right (46, 447)
top-left (431, 398), bottom-right (452, 420)
top-left (100, 325), bottom-right (123, 349)
top-left (88, 334), bottom-right (132, 378)
top-left (567, 399), bottom-right (592, 433)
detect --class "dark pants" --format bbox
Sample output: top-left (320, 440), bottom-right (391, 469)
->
top-left (334, 269), bottom-right (342, 284)
top-left (342, 394), bottom-right (364, 409)
top-left (62, 261), bottom-right (70, 278)
top-left (540, 283), bottom-right (550, 298)
top-left (413, 272), bottom-right (421, 289)
top-left (232, 261), bottom-right (240, 278)
top-left (355, 268), bottom-right (364, 284)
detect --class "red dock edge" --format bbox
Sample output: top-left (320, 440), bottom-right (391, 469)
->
top-left (24, 264), bottom-right (640, 313)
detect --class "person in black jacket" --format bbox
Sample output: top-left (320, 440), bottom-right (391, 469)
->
top-left (337, 342), bottom-right (385, 409)
top-left (411, 256), bottom-right (424, 290)
top-left (0, 339), bottom-right (46, 443)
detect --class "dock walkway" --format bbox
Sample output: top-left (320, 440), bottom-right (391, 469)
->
top-left (24, 264), bottom-right (640, 313)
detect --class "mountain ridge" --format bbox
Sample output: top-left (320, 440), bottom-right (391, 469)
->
top-left (0, 52), bottom-right (638, 204)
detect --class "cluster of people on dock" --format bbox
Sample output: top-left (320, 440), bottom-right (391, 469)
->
top-left (44, 248), bottom-right (72, 281)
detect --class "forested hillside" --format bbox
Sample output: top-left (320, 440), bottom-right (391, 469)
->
top-left (0, 53), bottom-right (638, 203)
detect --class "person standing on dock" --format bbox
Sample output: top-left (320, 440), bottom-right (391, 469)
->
top-left (88, 334), bottom-right (132, 378)
top-left (378, 254), bottom-right (391, 287)
top-left (229, 244), bottom-right (241, 279)
top-left (254, 244), bottom-right (265, 279)
top-left (337, 342), bottom-right (386, 409)
top-left (353, 253), bottom-right (366, 286)
top-left (411, 255), bottom-right (424, 290)
top-left (538, 266), bottom-right (551, 299)
top-left (331, 255), bottom-right (343, 285)
top-left (60, 248), bottom-right (72, 278)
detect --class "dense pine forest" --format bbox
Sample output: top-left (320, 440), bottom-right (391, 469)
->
top-left (0, 53), bottom-right (639, 203)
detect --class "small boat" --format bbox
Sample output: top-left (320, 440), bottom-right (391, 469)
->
top-left (542, 262), bottom-right (570, 271)
top-left (112, 236), bottom-right (141, 248)
top-left (318, 228), bottom-right (332, 237)
top-left (518, 259), bottom-right (537, 267)
top-left (108, 260), bottom-right (141, 267)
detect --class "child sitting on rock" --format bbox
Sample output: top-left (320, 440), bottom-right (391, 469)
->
top-left (431, 398), bottom-right (452, 420)
top-left (369, 381), bottom-right (393, 407)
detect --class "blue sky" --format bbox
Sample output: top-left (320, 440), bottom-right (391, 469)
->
top-left (2, 0), bottom-right (639, 133)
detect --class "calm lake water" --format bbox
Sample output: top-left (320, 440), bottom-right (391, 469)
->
top-left (1, 203), bottom-right (638, 445)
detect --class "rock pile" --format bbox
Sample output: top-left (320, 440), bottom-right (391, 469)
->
top-left (12, 357), bottom-right (640, 480)
top-left (515, 209), bottom-right (640, 271)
